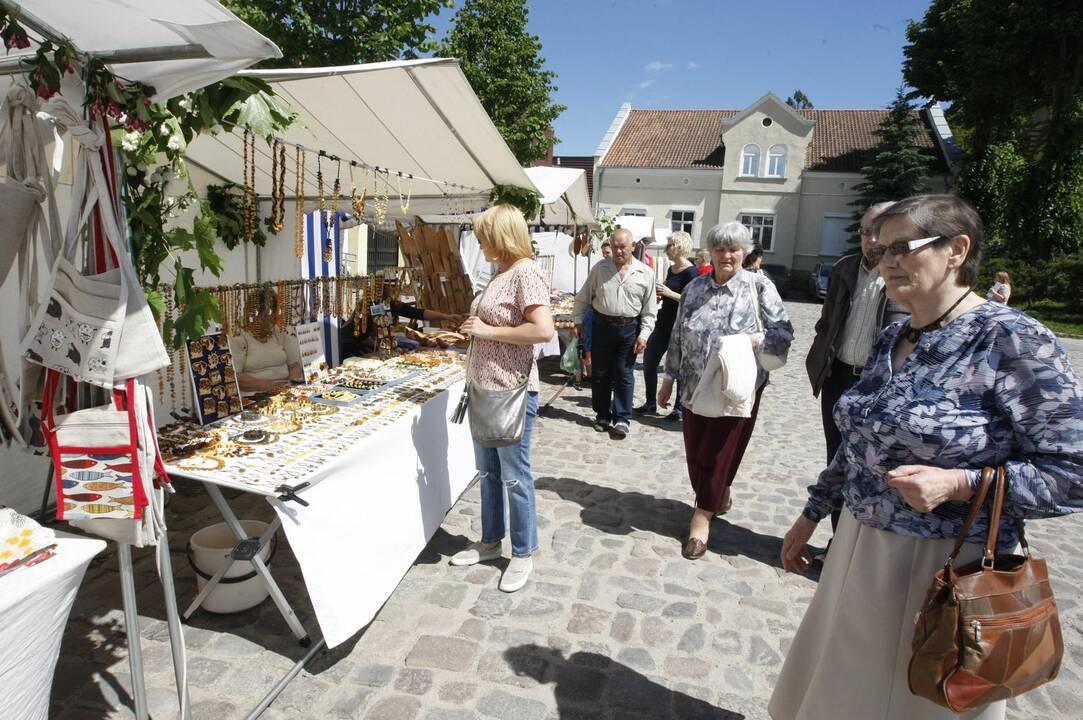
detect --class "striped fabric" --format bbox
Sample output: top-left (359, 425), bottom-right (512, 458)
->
top-left (301, 210), bottom-right (344, 368)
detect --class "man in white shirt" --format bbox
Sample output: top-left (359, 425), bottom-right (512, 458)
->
top-left (574, 229), bottom-right (657, 437)
top-left (805, 201), bottom-right (907, 550)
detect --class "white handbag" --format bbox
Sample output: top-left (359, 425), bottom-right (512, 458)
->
top-left (746, 272), bottom-right (787, 371)
top-left (21, 116), bottom-right (169, 387)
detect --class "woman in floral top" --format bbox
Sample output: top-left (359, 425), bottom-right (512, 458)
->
top-left (771, 195), bottom-right (1083, 720)
top-left (450, 205), bottom-right (554, 594)
top-left (658, 221), bottom-right (794, 560)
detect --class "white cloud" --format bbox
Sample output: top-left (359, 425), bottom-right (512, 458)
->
top-left (639, 79), bottom-right (655, 90)
top-left (644, 61), bottom-right (672, 73)
top-left (687, 61), bottom-right (700, 70)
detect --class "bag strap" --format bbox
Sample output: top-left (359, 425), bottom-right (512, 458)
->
top-left (946, 467), bottom-right (995, 568)
top-left (746, 272), bottom-right (765, 334)
top-left (981, 466), bottom-right (1008, 568)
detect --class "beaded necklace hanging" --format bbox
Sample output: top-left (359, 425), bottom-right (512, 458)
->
top-left (351, 165), bottom-right (368, 217)
top-left (293, 147), bottom-right (306, 259)
top-left (396, 173), bottom-right (413, 216)
top-left (374, 170), bottom-right (390, 225)
top-left (316, 154), bottom-right (326, 233)
top-left (242, 128), bottom-right (257, 243)
top-left (325, 161), bottom-right (341, 262)
top-left (269, 139), bottom-right (286, 233)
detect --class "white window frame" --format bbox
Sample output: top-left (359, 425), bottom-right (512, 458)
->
top-left (766, 144), bottom-right (787, 178)
top-left (669, 209), bottom-right (695, 234)
top-left (738, 210), bottom-right (776, 252)
top-left (620, 207), bottom-right (648, 217)
top-left (739, 144), bottom-right (760, 177)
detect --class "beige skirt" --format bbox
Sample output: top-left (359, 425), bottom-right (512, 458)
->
top-left (769, 510), bottom-right (1007, 720)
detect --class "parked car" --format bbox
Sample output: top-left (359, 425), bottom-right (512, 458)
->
top-left (808, 261), bottom-right (831, 301)
top-left (761, 263), bottom-right (788, 297)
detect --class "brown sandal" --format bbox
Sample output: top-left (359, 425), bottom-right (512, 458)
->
top-left (682, 537), bottom-right (708, 560)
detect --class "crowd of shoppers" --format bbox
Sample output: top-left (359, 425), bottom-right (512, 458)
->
top-left (446, 197), bottom-right (1081, 720)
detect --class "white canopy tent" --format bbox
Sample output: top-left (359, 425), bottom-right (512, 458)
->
top-left (0, 0), bottom-right (281, 99)
top-left (0, 0), bottom-right (281, 513)
top-left (185, 59), bottom-right (537, 221)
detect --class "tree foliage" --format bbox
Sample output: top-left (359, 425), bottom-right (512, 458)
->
top-left (785, 90), bottom-right (814, 109)
top-left (848, 88), bottom-right (932, 237)
top-left (903, 0), bottom-right (1083, 257)
top-left (222, 0), bottom-right (453, 66)
top-left (439, 0), bottom-right (566, 165)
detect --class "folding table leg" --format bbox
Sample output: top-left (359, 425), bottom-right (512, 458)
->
top-left (202, 483), bottom-right (309, 644)
top-left (157, 534), bottom-right (191, 720)
top-left (118, 543), bottom-right (149, 720)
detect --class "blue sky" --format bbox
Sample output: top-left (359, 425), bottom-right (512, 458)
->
top-left (432, 0), bottom-right (937, 156)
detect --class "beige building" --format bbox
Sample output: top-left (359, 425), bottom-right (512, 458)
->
top-left (592, 93), bottom-right (956, 281)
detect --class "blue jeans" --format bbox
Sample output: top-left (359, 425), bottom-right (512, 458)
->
top-left (474, 391), bottom-right (539, 557)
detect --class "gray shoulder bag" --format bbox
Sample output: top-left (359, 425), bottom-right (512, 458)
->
top-left (448, 281), bottom-right (530, 448)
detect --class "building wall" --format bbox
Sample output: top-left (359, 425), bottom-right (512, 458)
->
top-left (594, 167), bottom-right (723, 248)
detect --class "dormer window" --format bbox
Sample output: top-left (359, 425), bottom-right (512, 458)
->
top-left (767, 144), bottom-right (787, 177)
top-left (740, 144), bottom-right (760, 177)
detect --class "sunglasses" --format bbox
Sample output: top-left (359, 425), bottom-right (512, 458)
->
top-left (866, 235), bottom-right (946, 265)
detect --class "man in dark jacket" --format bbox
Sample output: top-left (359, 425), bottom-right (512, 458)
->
top-left (805, 202), bottom-right (907, 546)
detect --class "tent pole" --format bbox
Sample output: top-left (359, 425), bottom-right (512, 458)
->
top-left (0, 44), bottom-right (212, 76)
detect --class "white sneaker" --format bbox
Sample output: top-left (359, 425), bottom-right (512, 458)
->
top-left (499, 556), bottom-right (533, 593)
top-left (450, 541), bottom-right (502, 566)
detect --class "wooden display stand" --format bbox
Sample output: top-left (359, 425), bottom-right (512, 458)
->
top-left (395, 220), bottom-right (474, 316)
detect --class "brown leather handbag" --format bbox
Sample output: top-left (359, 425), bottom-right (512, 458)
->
top-left (909, 467), bottom-right (1063, 712)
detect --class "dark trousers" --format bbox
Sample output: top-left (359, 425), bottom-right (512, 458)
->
top-left (641, 319), bottom-right (681, 412)
top-left (681, 384), bottom-right (765, 513)
top-left (590, 315), bottom-right (638, 423)
top-left (820, 358), bottom-right (862, 531)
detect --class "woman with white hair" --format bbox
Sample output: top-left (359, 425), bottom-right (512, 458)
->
top-left (634, 231), bottom-right (699, 420)
top-left (658, 221), bottom-right (794, 559)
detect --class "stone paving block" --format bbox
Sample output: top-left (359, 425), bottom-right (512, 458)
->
top-left (394, 668), bottom-right (434, 695)
top-left (423, 709), bottom-right (481, 720)
top-left (678, 623), bottom-right (706, 653)
top-left (406, 635), bottom-right (480, 671)
top-left (364, 695), bottom-right (422, 720)
top-left (470, 589), bottom-right (513, 619)
top-left (661, 601), bottom-right (697, 619)
top-left (325, 685), bottom-right (376, 719)
top-left (351, 663), bottom-right (396, 688)
top-left (511, 596), bottom-right (564, 619)
top-left (566, 603), bottom-right (612, 634)
top-left (426, 582), bottom-right (470, 609)
top-left (609, 611), bottom-right (635, 643)
top-left (640, 616), bottom-right (674, 646)
top-left (438, 681), bottom-right (478, 704)
top-left (478, 689), bottom-right (548, 720)
top-left (616, 646), bottom-right (655, 672)
top-left (615, 592), bottom-right (665, 614)
top-left (663, 655), bottom-right (712, 681)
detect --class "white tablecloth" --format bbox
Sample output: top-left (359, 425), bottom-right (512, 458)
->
top-left (270, 380), bottom-right (476, 648)
top-left (0, 532), bottom-right (106, 720)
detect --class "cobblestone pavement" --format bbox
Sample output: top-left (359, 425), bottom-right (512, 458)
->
top-left (53, 299), bottom-right (1083, 719)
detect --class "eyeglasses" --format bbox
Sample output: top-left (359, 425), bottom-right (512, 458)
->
top-left (866, 235), bottom-right (946, 265)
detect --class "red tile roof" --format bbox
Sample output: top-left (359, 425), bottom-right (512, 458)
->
top-left (600, 108), bottom-right (946, 173)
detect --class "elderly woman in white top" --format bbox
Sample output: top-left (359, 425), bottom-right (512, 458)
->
top-left (230, 290), bottom-right (303, 394)
top-left (658, 221), bottom-right (794, 559)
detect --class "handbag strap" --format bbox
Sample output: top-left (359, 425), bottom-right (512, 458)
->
top-left (946, 467), bottom-right (995, 568)
top-left (745, 272), bottom-right (765, 334)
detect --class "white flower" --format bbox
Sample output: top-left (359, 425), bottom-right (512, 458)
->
top-left (159, 124), bottom-right (171, 137)
top-left (121, 131), bottom-right (142, 152)
top-left (166, 135), bottom-right (182, 151)
top-left (178, 97), bottom-right (191, 112)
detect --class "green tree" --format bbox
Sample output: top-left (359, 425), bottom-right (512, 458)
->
top-left (903, 0), bottom-right (1083, 257)
top-left (439, 0), bottom-right (566, 165)
top-left (848, 87), bottom-right (932, 240)
top-left (785, 90), bottom-right (814, 109)
top-left (222, 0), bottom-right (452, 67)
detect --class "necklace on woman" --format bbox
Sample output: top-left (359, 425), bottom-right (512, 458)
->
top-left (902, 289), bottom-right (973, 342)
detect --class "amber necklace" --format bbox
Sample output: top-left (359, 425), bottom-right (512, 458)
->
top-left (269, 139), bottom-right (286, 233)
top-left (351, 165), bottom-right (368, 217)
top-left (242, 128), bottom-right (257, 243)
top-left (293, 147), bottom-right (306, 259)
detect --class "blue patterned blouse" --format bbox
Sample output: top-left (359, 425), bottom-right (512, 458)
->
top-left (804, 302), bottom-right (1083, 548)
top-left (664, 269), bottom-right (794, 406)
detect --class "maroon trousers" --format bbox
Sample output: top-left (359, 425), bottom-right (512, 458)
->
top-left (681, 384), bottom-right (765, 513)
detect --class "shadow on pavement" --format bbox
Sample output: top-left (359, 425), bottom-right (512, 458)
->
top-left (504, 643), bottom-right (746, 719)
top-left (535, 476), bottom-right (814, 576)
